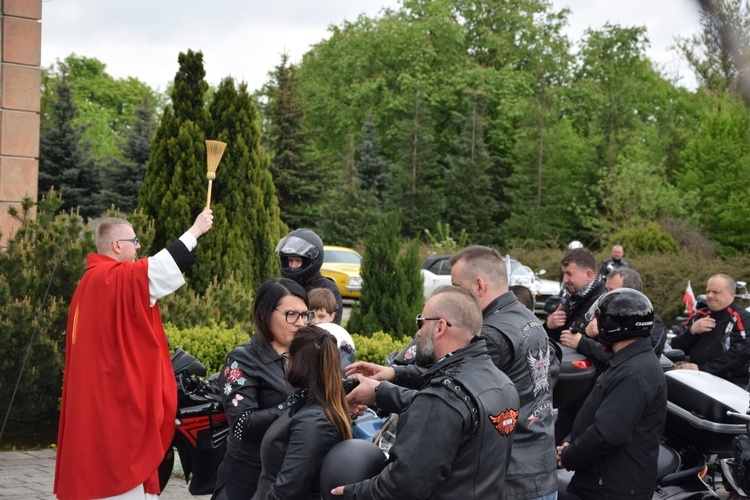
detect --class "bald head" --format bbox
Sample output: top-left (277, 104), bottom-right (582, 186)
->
top-left (706, 274), bottom-right (736, 311)
top-left (427, 285), bottom-right (482, 348)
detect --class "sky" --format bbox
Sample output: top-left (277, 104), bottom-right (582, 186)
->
top-left (40, 0), bottom-right (704, 93)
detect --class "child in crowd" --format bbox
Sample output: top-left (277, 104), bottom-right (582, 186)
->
top-left (309, 287), bottom-right (338, 325)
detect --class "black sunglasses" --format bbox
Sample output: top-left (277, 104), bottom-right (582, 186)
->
top-left (415, 314), bottom-right (452, 330)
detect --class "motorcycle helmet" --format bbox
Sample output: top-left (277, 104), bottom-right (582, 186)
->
top-left (592, 288), bottom-right (654, 348)
top-left (275, 228), bottom-right (324, 285)
top-left (568, 240), bottom-right (584, 250)
top-left (319, 439), bottom-right (387, 500)
top-left (317, 322), bottom-right (356, 374)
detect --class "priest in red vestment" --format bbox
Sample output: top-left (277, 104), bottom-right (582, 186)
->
top-left (54, 209), bottom-right (213, 500)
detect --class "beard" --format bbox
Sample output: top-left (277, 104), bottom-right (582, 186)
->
top-left (415, 326), bottom-right (435, 368)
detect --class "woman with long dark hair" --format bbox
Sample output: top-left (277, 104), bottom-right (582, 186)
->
top-left (252, 326), bottom-right (352, 499)
top-left (212, 278), bottom-right (313, 500)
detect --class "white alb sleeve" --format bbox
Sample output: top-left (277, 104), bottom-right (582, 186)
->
top-left (148, 249), bottom-right (187, 306)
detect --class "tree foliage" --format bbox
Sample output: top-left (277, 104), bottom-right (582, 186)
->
top-left (38, 74), bottom-right (105, 219)
top-left (140, 50), bottom-right (283, 292)
top-left (0, 192), bottom-right (93, 442)
top-left (347, 211), bottom-right (423, 339)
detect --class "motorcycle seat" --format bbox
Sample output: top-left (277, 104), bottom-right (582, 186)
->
top-left (656, 443), bottom-right (681, 483)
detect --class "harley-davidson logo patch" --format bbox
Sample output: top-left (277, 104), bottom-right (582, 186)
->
top-left (489, 408), bottom-right (518, 436)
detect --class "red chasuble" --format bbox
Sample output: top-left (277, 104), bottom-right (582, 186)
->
top-left (54, 254), bottom-right (177, 499)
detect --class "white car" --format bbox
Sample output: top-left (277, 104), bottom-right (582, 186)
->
top-left (420, 254), bottom-right (559, 316)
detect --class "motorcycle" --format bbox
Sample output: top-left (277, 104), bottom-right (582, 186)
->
top-left (559, 365), bottom-right (750, 499)
top-left (158, 348), bottom-right (228, 495)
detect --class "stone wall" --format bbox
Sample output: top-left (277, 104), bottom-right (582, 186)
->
top-left (0, 0), bottom-right (41, 247)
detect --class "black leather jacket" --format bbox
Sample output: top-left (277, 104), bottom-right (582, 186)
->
top-left (343, 339), bottom-right (520, 500)
top-left (545, 280), bottom-right (606, 342)
top-left (253, 394), bottom-right (341, 500)
top-left (482, 292), bottom-right (559, 500)
top-left (213, 334), bottom-right (292, 498)
top-left (561, 338), bottom-right (667, 500)
top-left (671, 303), bottom-right (750, 385)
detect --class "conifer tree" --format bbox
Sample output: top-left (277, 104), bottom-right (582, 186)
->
top-left (347, 211), bottom-right (423, 339)
top-left (263, 54), bottom-right (328, 228)
top-left (206, 78), bottom-right (284, 290)
top-left (39, 75), bottom-right (105, 219)
top-left (317, 136), bottom-right (379, 246)
top-left (101, 102), bottom-right (155, 212)
top-left (139, 50), bottom-right (210, 264)
top-left (0, 192), bottom-right (94, 438)
top-left (356, 114), bottom-right (390, 202)
top-left (140, 51), bottom-right (284, 292)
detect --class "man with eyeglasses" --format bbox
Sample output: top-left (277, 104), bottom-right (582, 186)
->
top-left (55, 209), bottom-right (213, 500)
top-left (334, 286), bottom-right (519, 499)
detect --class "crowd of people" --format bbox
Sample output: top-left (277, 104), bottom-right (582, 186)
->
top-left (52, 217), bottom-right (749, 500)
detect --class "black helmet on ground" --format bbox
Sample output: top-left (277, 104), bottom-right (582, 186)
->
top-left (590, 288), bottom-right (654, 348)
top-left (319, 439), bottom-right (387, 500)
top-left (275, 228), bottom-right (324, 285)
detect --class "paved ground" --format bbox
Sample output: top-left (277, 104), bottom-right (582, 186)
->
top-left (0, 449), bottom-right (209, 499)
top-left (0, 447), bottom-right (735, 499)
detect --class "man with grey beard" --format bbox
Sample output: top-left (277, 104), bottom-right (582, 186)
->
top-left (336, 286), bottom-right (519, 499)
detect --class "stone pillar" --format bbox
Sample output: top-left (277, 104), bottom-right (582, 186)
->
top-left (0, 0), bottom-right (41, 248)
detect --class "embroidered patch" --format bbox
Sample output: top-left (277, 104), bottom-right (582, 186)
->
top-left (490, 408), bottom-right (518, 436)
top-left (224, 361), bottom-right (246, 385)
top-left (526, 342), bottom-right (551, 397)
top-left (231, 394), bottom-right (244, 407)
top-left (223, 383), bottom-right (232, 395)
top-left (527, 401), bottom-right (553, 427)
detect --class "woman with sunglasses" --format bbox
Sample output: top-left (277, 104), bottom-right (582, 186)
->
top-left (212, 278), bottom-right (315, 500)
top-left (252, 326), bottom-right (352, 499)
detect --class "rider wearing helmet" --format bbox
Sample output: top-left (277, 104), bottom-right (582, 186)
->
top-left (276, 229), bottom-right (343, 324)
top-left (557, 289), bottom-right (667, 500)
top-left (567, 240), bottom-right (584, 250)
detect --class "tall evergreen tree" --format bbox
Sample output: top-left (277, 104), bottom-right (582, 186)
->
top-left (140, 51), bottom-right (284, 292)
top-left (356, 114), bottom-right (390, 201)
top-left (100, 102), bottom-right (155, 212)
top-left (206, 78), bottom-right (284, 291)
top-left (346, 211), bottom-right (423, 339)
top-left (263, 54), bottom-right (327, 228)
top-left (317, 136), bottom-right (380, 247)
top-left (39, 75), bottom-right (105, 219)
top-left (139, 50), bottom-right (209, 255)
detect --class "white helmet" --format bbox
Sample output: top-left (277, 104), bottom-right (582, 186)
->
top-left (316, 322), bottom-right (355, 373)
top-left (568, 240), bottom-right (584, 250)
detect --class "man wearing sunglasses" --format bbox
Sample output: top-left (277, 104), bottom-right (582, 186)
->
top-left (335, 286), bottom-right (519, 499)
top-left (55, 208), bottom-right (214, 500)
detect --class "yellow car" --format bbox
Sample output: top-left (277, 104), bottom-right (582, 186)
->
top-left (320, 246), bottom-right (363, 300)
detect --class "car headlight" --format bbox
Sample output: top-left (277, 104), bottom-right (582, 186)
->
top-left (348, 275), bottom-right (363, 287)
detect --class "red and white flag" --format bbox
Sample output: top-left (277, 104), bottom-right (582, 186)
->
top-left (683, 280), bottom-right (697, 313)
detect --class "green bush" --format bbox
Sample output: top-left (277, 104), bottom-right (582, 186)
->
top-left (605, 222), bottom-right (680, 257)
top-left (158, 273), bottom-right (254, 333)
top-left (0, 192), bottom-right (93, 446)
top-left (352, 331), bottom-right (409, 365)
top-left (165, 321), bottom-right (249, 374)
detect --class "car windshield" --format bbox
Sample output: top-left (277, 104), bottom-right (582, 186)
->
top-left (508, 258), bottom-right (533, 277)
top-left (324, 250), bottom-right (361, 264)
